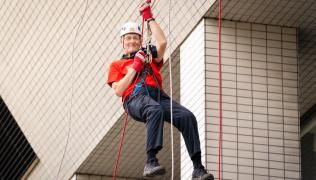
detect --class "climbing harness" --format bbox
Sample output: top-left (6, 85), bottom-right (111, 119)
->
top-left (131, 63), bottom-right (161, 100)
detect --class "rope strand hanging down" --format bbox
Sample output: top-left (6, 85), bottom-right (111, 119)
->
top-left (167, 0), bottom-right (175, 179)
top-left (56, 1), bottom-right (89, 179)
top-left (112, 1), bottom-right (156, 179)
top-left (112, 111), bottom-right (129, 180)
top-left (217, 0), bottom-right (223, 180)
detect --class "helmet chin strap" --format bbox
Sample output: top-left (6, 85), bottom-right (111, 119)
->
top-left (122, 37), bottom-right (125, 50)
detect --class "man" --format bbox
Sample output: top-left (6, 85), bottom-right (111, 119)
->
top-left (107, 3), bottom-right (214, 180)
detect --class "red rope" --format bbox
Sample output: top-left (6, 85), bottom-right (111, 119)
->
top-left (141, 17), bottom-right (145, 46)
top-left (112, 111), bottom-right (129, 180)
top-left (112, 14), bottom-right (146, 180)
top-left (217, 0), bottom-right (222, 180)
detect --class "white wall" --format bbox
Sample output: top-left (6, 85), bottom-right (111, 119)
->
top-left (180, 19), bottom-right (206, 180)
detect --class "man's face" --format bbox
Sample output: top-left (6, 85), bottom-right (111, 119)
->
top-left (122, 33), bottom-right (141, 54)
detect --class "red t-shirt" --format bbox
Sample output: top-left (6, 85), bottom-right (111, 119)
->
top-left (107, 58), bottom-right (164, 101)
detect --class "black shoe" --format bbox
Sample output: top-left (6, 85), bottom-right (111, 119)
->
top-left (192, 167), bottom-right (214, 180)
top-left (143, 161), bottom-right (166, 177)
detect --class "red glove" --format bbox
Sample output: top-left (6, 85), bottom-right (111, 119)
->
top-left (131, 51), bottom-right (146, 72)
top-left (139, 2), bottom-right (153, 21)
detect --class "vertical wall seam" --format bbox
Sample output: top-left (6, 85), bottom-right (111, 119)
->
top-left (235, 21), bottom-right (239, 180)
top-left (266, 24), bottom-right (270, 178)
top-left (251, 23), bottom-right (255, 179)
top-left (296, 27), bottom-right (302, 179)
top-left (204, 17), bottom-right (209, 175)
top-left (281, 26), bottom-right (286, 180)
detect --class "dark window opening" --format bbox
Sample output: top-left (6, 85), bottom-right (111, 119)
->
top-left (0, 96), bottom-right (38, 180)
top-left (301, 103), bottom-right (316, 180)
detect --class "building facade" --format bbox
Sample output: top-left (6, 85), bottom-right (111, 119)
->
top-left (1, 0), bottom-right (315, 179)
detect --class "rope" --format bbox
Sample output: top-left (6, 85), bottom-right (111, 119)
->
top-left (167, 0), bottom-right (174, 179)
top-left (112, 1), bottom-right (152, 178)
top-left (112, 111), bottom-right (129, 180)
top-left (217, 0), bottom-right (223, 180)
top-left (112, 70), bottom-right (142, 180)
top-left (112, 1), bottom-right (172, 180)
top-left (56, 0), bottom-right (89, 179)
top-left (141, 17), bottom-right (145, 45)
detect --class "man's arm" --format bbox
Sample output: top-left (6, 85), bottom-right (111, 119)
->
top-left (148, 20), bottom-right (167, 63)
top-left (111, 51), bottom-right (146, 97)
top-left (112, 68), bottom-right (137, 97)
top-left (140, 3), bottom-right (167, 63)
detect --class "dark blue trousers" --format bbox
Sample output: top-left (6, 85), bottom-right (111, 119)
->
top-left (123, 87), bottom-right (201, 158)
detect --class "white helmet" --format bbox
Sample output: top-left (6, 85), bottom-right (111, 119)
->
top-left (120, 22), bottom-right (141, 37)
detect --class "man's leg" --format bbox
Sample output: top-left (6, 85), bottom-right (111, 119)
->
top-left (125, 94), bottom-right (166, 177)
top-left (159, 95), bottom-right (202, 164)
top-left (160, 93), bottom-right (214, 180)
